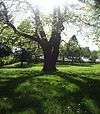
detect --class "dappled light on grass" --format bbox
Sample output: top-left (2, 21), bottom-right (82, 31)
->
top-left (81, 98), bottom-right (99, 114)
top-left (0, 64), bottom-right (100, 114)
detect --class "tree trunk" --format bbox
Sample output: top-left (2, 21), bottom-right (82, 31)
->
top-left (20, 61), bottom-right (23, 67)
top-left (42, 50), bottom-right (57, 73)
top-left (42, 42), bottom-right (60, 73)
top-left (62, 55), bottom-right (65, 63)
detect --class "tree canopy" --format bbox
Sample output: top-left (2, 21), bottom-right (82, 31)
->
top-left (0, 0), bottom-right (100, 72)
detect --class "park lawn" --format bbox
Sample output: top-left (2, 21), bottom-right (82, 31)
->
top-left (0, 63), bottom-right (100, 114)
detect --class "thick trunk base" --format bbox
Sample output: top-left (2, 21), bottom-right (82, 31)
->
top-left (42, 65), bottom-right (57, 74)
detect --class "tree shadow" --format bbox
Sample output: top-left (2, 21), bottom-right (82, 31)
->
top-left (56, 71), bottom-right (100, 107)
top-left (0, 69), bottom-right (100, 114)
top-left (0, 71), bottom-right (45, 114)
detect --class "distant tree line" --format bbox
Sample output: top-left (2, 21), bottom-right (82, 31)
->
top-left (59, 35), bottom-right (99, 63)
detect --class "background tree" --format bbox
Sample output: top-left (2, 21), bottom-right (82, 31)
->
top-left (90, 50), bottom-right (98, 63)
top-left (17, 19), bottom-right (43, 63)
top-left (0, 18), bottom-right (43, 65)
top-left (14, 48), bottom-right (32, 67)
top-left (81, 47), bottom-right (91, 59)
top-left (0, 43), bottom-right (12, 66)
top-left (66, 35), bottom-right (82, 63)
top-left (59, 43), bottom-right (68, 63)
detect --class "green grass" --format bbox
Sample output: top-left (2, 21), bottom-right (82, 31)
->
top-left (0, 63), bottom-right (100, 114)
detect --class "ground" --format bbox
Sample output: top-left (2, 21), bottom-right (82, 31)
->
top-left (0, 63), bottom-right (100, 114)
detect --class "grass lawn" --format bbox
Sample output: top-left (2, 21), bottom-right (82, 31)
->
top-left (0, 63), bottom-right (100, 114)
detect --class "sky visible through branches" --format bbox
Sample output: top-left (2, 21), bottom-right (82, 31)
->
top-left (4, 0), bottom-right (99, 50)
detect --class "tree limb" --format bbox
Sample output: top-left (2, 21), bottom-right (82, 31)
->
top-left (0, 1), bottom-right (42, 43)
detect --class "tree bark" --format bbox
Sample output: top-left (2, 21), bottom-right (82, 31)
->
top-left (62, 55), bottom-right (65, 63)
top-left (42, 35), bottom-right (60, 73)
top-left (42, 50), bottom-right (56, 73)
top-left (20, 61), bottom-right (23, 67)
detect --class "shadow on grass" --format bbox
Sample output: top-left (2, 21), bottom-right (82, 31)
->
top-left (0, 69), bottom-right (100, 114)
top-left (0, 71), bottom-right (45, 114)
top-left (56, 71), bottom-right (100, 107)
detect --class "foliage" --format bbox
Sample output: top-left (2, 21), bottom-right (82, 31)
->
top-left (0, 43), bottom-right (12, 58)
top-left (14, 48), bottom-right (32, 67)
top-left (0, 22), bottom-right (16, 47)
top-left (59, 43), bottom-right (68, 62)
top-left (17, 19), bottom-right (34, 34)
top-left (66, 35), bottom-right (82, 62)
top-left (90, 51), bottom-right (98, 63)
top-left (59, 37), bottom-right (99, 63)
top-left (0, 19), bottom-right (43, 65)
top-left (81, 47), bottom-right (91, 59)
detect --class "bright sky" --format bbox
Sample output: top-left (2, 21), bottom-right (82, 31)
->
top-left (28, 0), bottom-right (84, 13)
top-left (12, 0), bottom-right (99, 51)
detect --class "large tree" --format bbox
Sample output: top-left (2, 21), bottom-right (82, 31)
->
top-left (0, 0), bottom-right (99, 72)
top-left (0, 1), bottom-right (64, 72)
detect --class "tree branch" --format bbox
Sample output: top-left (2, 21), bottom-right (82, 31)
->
top-left (21, 1), bottom-right (47, 40)
top-left (77, 16), bottom-right (100, 28)
top-left (0, 1), bottom-right (41, 43)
